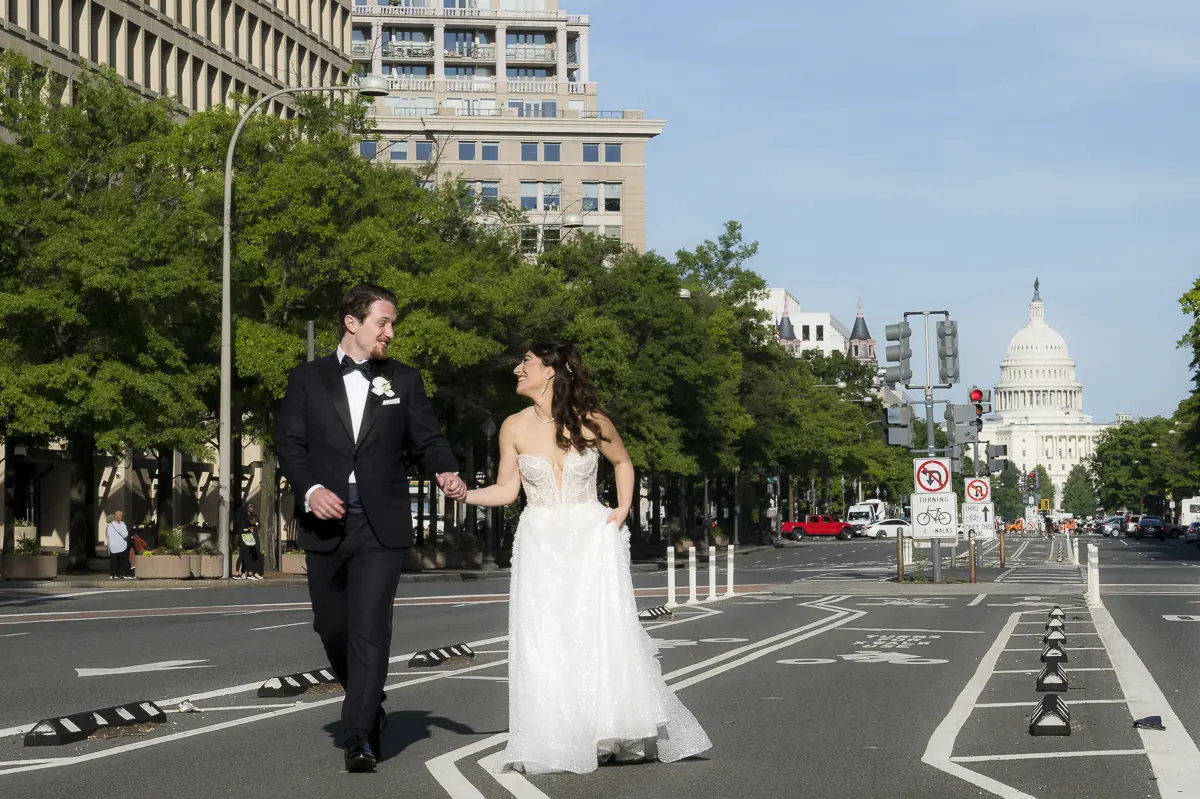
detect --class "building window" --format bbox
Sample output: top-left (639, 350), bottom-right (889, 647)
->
top-left (520, 181), bottom-right (537, 211)
top-left (416, 140), bottom-right (433, 160)
top-left (604, 225), bottom-right (622, 241)
top-left (520, 225), bottom-right (538, 254)
top-left (816, 325), bottom-right (824, 341)
top-left (604, 182), bottom-right (622, 212)
top-left (544, 142), bottom-right (561, 162)
top-left (521, 142), bottom-right (538, 161)
top-left (801, 325), bottom-right (810, 341)
top-left (605, 143), bottom-right (622, 162)
top-left (852, 344), bottom-right (859, 357)
top-left (458, 141), bottom-right (476, 160)
top-left (580, 225), bottom-right (600, 237)
top-left (507, 66), bottom-right (550, 79)
top-left (390, 141), bottom-right (408, 161)
top-left (480, 181), bottom-right (500, 207)
top-left (542, 226), bottom-right (561, 250)
top-left (359, 140), bottom-right (377, 159)
top-left (482, 141), bottom-right (499, 161)
top-left (583, 142), bottom-right (599, 163)
top-left (542, 182), bottom-right (561, 211)
top-left (582, 182), bottom-right (599, 212)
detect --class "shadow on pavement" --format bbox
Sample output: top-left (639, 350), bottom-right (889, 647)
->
top-left (323, 709), bottom-right (494, 762)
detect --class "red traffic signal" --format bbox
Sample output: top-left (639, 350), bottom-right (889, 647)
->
top-left (969, 388), bottom-right (984, 403)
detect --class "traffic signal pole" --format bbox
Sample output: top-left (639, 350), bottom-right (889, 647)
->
top-left (923, 313), bottom-right (943, 584)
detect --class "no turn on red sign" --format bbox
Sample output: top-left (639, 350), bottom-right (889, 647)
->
top-left (913, 458), bottom-right (952, 494)
top-left (964, 477), bottom-right (992, 504)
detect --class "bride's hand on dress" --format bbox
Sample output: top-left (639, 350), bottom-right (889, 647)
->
top-left (606, 507), bottom-right (630, 528)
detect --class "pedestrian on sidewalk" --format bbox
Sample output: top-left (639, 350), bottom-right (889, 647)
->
top-left (106, 511), bottom-right (132, 580)
top-left (234, 502), bottom-right (263, 580)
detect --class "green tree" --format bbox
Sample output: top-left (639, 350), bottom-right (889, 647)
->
top-left (1061, 464), bottom-right (1098, 518)
top-left (1033, 465), bottom-right (1054, 507)
top-left (993, 462), bottom-right (1024, 522)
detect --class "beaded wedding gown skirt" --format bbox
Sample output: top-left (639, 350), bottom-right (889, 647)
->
top-left (494, 447), bottom-right (712, 775)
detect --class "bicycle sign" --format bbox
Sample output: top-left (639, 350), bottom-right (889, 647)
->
top-left (911, 492), bottom-right (958, 539)
top-left (913, 458), bottom-right (951, 494)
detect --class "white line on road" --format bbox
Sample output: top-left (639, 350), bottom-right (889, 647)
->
top-left (0, 632), bottom-right (29, 638)
top-left (0, 590), bottom-right (133, 607)
top-left (165, 703), bottom-right (303, 712)
top-left (975, 699), bottom-right (1127, 708)
top-left (840, 627), bottom-right (985, 634)
top-left (425, 734), bottom-right (509, 799)
top-left (993, 668), bottom-right (1112, 674)
top-left (923, 611), bottom-right (1038, 799)
top-left (1004, 647), bottom-right (1104, 652)
top-left (952, 749), bottom-right (1146, 763)
top-left (1092, 601), bottom-right (1200, 797)
top-left (75, 660), bottom-right (215, 677)
top-left (967, 594), bottom-right (985, 607)
top-left (250, 622), bottom-right (309, 631)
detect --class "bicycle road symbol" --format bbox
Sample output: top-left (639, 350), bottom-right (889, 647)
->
top-left (916, 508), bottom-right (953, 526)
top-left (916, 460), bottom-right (949, 492)
top-left (966, 479), bottom-right (989, 502)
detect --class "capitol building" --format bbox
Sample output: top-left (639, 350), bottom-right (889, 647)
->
top-left (979, 281), bottom-right (1107, 508)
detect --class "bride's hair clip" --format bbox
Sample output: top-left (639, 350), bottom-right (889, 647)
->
top-left (565, 363), bottom-right (574, 375)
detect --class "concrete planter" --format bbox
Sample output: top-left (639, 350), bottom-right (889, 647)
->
top-left (281, 553), bottom-right (307, 575)
top-left (135, 554), bottom-right (190, 579)
top-left (403, 549), bottom-right (425, 571)
top-left (448, 550), bottom-right (484, 569)
top-left (1, 554), bottom-right (58, 581)
top-left (713, 536), bottom-right (729, 548)
top-left (198, 555), bottom-right (224, 578)
top-left (420, 548), bottom-right (446, 570)
top-left (674, 541), bottom-right (694, 556)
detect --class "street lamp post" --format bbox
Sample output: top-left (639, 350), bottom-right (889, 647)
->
top-left (481, 415), bottom-right (498, 570)
top-left (217, 75), bottom-right (389, 577)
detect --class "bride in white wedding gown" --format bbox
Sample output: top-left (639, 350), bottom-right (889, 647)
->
top-left (462, 342), bottom-right (711, 775)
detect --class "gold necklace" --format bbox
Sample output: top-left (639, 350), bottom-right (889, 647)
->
top-left (532, 406), bottom-right (555, 424)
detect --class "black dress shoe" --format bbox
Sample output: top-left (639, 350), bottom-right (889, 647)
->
top-left (344, 736), bottom-right (377, 773)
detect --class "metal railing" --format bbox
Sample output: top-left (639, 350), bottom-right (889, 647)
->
top-left (383, 42), bottom-right (435, 58)
top-left (446, 44), bottom-right (497, 60)
top-left (354, 4), bottom-right (587, 23)
top-left (580, 110), bottom-right (625, 119)
top-left (505, 46), bottom-right (555, 62)
top-left (352, 41), bottom-right (372, 57)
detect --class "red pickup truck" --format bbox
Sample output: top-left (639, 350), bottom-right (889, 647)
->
top-left (782, 514), bottom-right (854, 541)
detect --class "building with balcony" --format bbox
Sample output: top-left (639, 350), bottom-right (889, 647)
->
top-left (0, 0), bottom-right (353, 114)
top-left (350, 0), bottom-right (664, 250)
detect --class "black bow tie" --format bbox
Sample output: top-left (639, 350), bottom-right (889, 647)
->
top-left (340, 355), bottom-right (373, 377)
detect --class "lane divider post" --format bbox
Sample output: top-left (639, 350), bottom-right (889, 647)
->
top-left (686, 546), bottom-right (699, 605)
top-left (1086, 543), bottom-right (1100, 607)
top-left (665, 546), bottom-right (677, 608)
top-left (707, 545), bottom-right (718, 600)
top-left (725, 544), bottom-right (735, 597)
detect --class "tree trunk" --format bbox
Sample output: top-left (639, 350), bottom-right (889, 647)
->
top-left (261, 450), bottom-right (279, 571)
top-left (465, 443), bottom-right (477, 543)
top-left (651, 473), bottom-right (661, 544)
top-left (2, 438), bottom-right (14, 553)
top-left (156, 448), bottom-right (174, 533)
top-left (66, 434), bottom-right (96, 572)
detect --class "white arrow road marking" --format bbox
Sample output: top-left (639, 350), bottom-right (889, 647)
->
top-left (75, 660), bottom-right (214, 677)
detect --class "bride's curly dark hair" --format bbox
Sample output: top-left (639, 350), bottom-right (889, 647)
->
top-left (529, 341), bottom-right (609, 453)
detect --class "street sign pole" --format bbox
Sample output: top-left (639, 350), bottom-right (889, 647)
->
top-left (923, 312), bottom-right (943, 584)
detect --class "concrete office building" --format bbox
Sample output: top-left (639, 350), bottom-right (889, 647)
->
top-left (0, 0), bottom-right (353, 113)
top-left (350, 0), bottom-right (663, 251)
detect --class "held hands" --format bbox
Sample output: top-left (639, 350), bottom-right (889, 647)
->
top-left (309, 487), bottom-right (345, 520)
top-left (437, 472), bottom-right (468, 502)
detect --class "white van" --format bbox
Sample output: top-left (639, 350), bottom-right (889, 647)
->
top-left (1178, 497), bottom-right (1200, 528)
top-left (847, 499), bottom-right (887, 536)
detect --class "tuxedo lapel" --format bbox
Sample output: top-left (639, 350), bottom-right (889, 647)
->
top-left (318, 354), bottom-right (355, 446)
top-left (355, 361), bottom-right (388, 451)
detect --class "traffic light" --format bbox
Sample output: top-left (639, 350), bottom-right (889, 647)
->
top-left (883, 322), bottom-right (913, 384)
top-left (937, 320), bottom-right (960, 385)
top-left (884, 405), bottom-right (914, 447)
top-left (969, 387), bottom-right (992, 432)
top-left (948, 444), bottom-right (964, 474)
top-left (1028, 470), bottom-right (1040, 489)
top-left (944, 404), bottom-right (976, 445)
top-left (986, 444), bottom-right (1008, 473)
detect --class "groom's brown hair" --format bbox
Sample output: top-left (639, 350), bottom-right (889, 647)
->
top-left (338, 283), bottom-right (398, 337)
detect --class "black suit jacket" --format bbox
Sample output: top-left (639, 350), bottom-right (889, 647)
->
top-left (275, 354), bottom-right (459, 552)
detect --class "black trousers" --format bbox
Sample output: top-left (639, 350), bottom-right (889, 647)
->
top-left (109, 552), bottom-right (128, 577)
top-left (305, 509), bottom-right (404, 739)
top-left (237, 542), bottom-right (263, 576)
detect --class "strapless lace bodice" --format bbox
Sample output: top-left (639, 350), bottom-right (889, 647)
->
top-left (517, 448), bottom-right (599, 507)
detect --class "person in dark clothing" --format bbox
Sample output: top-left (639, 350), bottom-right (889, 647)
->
top-left (234, 503), bottom-right (263, 580)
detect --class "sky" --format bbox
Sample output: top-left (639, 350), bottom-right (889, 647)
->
top-left (583, 0), bottom-right (1200, 423)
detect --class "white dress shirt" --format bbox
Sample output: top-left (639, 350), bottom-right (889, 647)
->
top-left (106, 520), bottom-right (129, 554)
top-left (305, 347), bottom-right (371, 508)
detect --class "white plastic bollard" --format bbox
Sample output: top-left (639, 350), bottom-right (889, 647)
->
top-left (707, 545), bottom-right (718, 601)
top-left (725, 544), bottom-right (735, 597)
top-left (1072, 538), bottom-right (1080, 566)
top-left (665, 546), bottom-right (677, 608)
top-left (686, 547), bottom-right (699, 604)
top-left (1086, 543), bottom-right (1101, 607)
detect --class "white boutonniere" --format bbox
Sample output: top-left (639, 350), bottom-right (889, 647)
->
top-left (371, 376), bottom-right (395, 398)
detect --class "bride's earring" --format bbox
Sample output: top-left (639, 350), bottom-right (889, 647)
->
top-left (540, 374), bottom-right (552, 397)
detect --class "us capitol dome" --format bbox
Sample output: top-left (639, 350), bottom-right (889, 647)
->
top-left (979, 279), bottom-right (1106, 509)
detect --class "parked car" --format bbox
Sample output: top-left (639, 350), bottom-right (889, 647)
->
top-left (1184, 522), bottom-right (1200, 544)
top-left (862, 518), bottom-right (911, 540)
top-left (1136, 516), bottom-right (1166, 540)
top-left (1123, 515), bottom-right (1143, 537)
top-left (782, 514), bottom-right (854, 541)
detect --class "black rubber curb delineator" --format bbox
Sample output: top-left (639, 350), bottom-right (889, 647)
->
top-left (257, 668), bottom-right (339, 698)
top-left (409, 643), bottom-right (475, 668)
top-left (1029, 695), bottom-right (1071, 736)
top-left (24, 701), bottom-right (165, 747)
top-left (637, 606), bottom-right (673, 620)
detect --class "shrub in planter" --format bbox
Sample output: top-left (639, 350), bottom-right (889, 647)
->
top-left (13, 519), bottom-right (38, 548)
top-left (712, 527), bottom-right (729, 547)
top-left (674, 536), bottom-right (694, 555)
top-left (1, 536), bottom-right (58, 580)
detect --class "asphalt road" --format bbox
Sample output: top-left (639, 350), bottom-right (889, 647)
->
top-left (0, 534), bottom-right (1195, 799)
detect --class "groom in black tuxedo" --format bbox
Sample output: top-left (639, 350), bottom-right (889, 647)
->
top-left (276, 284), bottom-right (466, 773)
